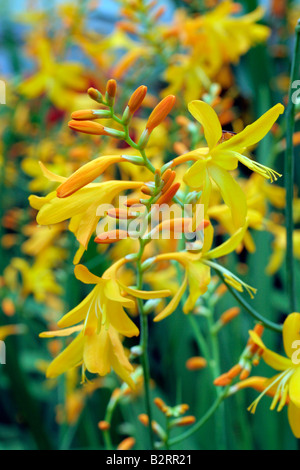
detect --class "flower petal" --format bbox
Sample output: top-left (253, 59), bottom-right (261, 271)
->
top-left (46, 332), bottom-right (84, 378)
top-left (217, 104), bottom-right (284, 152)
top-left (249, 330), bottom-right (292, 371)
top-left (208, 164), bottom-right (247, 228)
top-left (288, 401), bottom-right (300, 438)
top-left (188, 100), bottom-right (222, 150)
top-left (289, 367), bottom-right (300, 408)
top-left (154, 273), bottom-right (188, 322)
top-left (205, 223), bottom-right (247, 260)
top-left (74, 264), bottom-right (101, 285)
top-left (283, 313), bottom-right (300, 359)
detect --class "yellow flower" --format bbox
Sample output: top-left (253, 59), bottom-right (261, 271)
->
top-left (29, 163), bottom-right (143, 263)
top-left (40, 259), bottom-right (171, 386)
top-left (239, 314), bottom-right (300, 438)
top-left (175, 100), bottom-right (284, 228)
top-left (152, 221), bottom-right (255, 321)
top-left (18, 37), bottom-right (87, 111)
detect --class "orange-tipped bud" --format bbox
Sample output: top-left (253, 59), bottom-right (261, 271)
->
top-left (117, 437), bottom-right (135, 450)
top-left (215, 284), bottom-right (228, 297)
top-left (141, 184), bottom-right (154, 196)
top-left (174, 416), bottom-right (196, 427)
top-left (88, 87), bottom-right (103, 103)
top-left (186, 356), bottom-right (207, 371)
top-left (128, 85), bottom-right (147, 114)
top-left (106, 79), bottom-right (117, 98)
top-left (239, 368), bottom-right (251, 381)
top-left (138, 413), bottom-right (149, 426)
top-left (57, 155), bottom-right (123, 198)
top-left (71, 109), bottom-right (98, 120)
top-left (2, 298), bottom-right (15, 317)
top-left (227, 364), bottom-right (243, 380)
top-left (214, 373), bottom-right (232, 387)
top-left (116, 20), bottom-right (138, 34)
top-left (220, 307), bottom-right (240, 325)
top-left (154, 397), bottom-right (167, 413)
top-left (98, 421), bottom-right (110, 431)
top-left (176, 115), bottom-right (190, 127)
top-left (146, 95), bottom-right (176, 132)
top-left (94, 229), bottom-right (128, 244)
top-left (68, 120), bottom-right (109, 136)
top-left (173, 142), bottom-right (188, 155)
top-left (152, 5), bottom-right (166, 20)
top-left (107, 208), bottom-right (136, 219)
top-left (161, 170), bottom-right (176, 194)
top-left (124, 198), bottom-right (143, 207)
top-left (156, 182), bottom-right (180, 205)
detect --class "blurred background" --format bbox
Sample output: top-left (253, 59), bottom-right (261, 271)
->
top-left (0, 0), bottom-right (299, 450)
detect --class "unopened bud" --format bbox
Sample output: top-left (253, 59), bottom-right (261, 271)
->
top-left (146, 95), bottom-right (176, 132)
top-left (186, 356), bottom-right (207, 371)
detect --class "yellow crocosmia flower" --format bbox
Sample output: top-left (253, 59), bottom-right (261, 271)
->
top-left (265, 222), bottom-right (300, 275)
top-left (236, 313), bottom-right (300, 438)
top-left (18, 37), bottom-right (88, 111)
top-left (175, 100), bottom-right (284, 228)
top-left (41, 260), bottom-right (142, 388)
top-left (58, 262), bottom-right (139, 338)
top-left (153, 222), bottom-right (255, 321)
top-left (29, 164), bottom-right (143, 262)
top-left (22, 222), bottom-right (65, 257)
top-left (4, 249), bottom-right (64, 303)
top-left (42, 324), bottom-right (136, 389)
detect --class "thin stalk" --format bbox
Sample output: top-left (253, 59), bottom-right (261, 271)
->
top-left (136, 240), bottom-right (155, 450)
top-left (156, 389), bottom-right (228, 449)
top-left (213, 265), bottom-right (283, 333)
top-left (285, 20), bottom-right (300, 313)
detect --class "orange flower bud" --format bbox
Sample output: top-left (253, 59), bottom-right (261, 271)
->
top-left (107, 208), bottom-right (136, 219)
top-left (71, 109), bottom-right (98, 120)
top-left (175, 416), bottom-right (196, 427)
top-left (239, 368), bottom-right (251, 381)
top-left (88, 87), bottom-right (103, 103)
top-left (106, 79), bottom-right (117, 99)
top-left (156, 182), bottom-right (180, 205)
top-left (128, 86), bottom-right (147, 114)
top-left (161, 170), bottom-right (176, 194)
top-left (68, 120), bottom-right (109, 136)
top-left (98, 421), bottom-right (110, 431)
top-left (215, 284), bottom-right (228, 297)
top-left (220, 307), bottom-right (240, 325)
top-left (152, 5), bottom-right (166, 20)
top-left (154, 397), bottom-right (167, 413)
top-left (116, 21), bottom-right (138, 34)
top-left (173, 142), bottom-right (188, 155)
top-left (117, 437), bottom-right (135, 450)
top-left (186, 356), bottom-right (207, 371)
top-left (138, 413), bottom-right (149, 426)
top-left (146, 95), bottom-right (176, 132)
top-left (94, 229), bottom-right (128, 244)
top-left (226, 364), bottom-right (243, 380)
top-left (2, 298), bottom-right (15, 317)
top-left (124, 198), bottom-right (143, 207)
top-left (57, 156), bottom-right (123, 198)
top-left (214, 373), bottom-right (232, 387)
top-left (141, 184), bottom-right (154, 195)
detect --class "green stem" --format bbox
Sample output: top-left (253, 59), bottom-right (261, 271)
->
top-left (156, 389), bottom-right (228, 449)
top-left (213, 266), bottom-right (283, 333)
top-left (285, 20), bottom-right (300, 313)
top-left (136, 240), bottom-right (155, 450)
